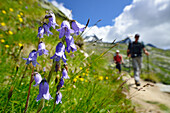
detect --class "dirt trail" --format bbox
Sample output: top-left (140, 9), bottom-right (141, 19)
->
top-left (124, 75), bottom-right (170, 113)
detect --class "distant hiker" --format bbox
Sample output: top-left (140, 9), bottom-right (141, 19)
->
top-left (114, 50), bottom-right (123, 73)
top-left (127, 34), bottom-right (149, 86)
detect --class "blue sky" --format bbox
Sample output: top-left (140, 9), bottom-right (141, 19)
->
top-left (49, 0), bottom-right (132, 27)
top-left (49, 0), bottom-right (170, 49)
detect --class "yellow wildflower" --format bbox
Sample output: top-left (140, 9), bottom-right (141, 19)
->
top-left (5, 45), bottom-right (9, 48)
top-left (80, 78), bottom-right (84, 81)
top-left (19, 18), bottom-right (23, 22)
top-left (2, 10), bottom-right (6, 14)
top-left (17, 14), bottom-right (21, 18)
top-left (1, 22), bottom-right (6, 26)
top-left (86, 69), bottom-right (89, 73)
top-left (98, 76), bottom-right (103, 81)
top-left (85, 80), bottom-right (88, 83)
top-left (106, 77), bottom-right (108, 80)
top-left (20, 12), bottom-right (23, 16)
top-left (73, 78), bottom-right (77, 83)
top-left (19, 1), bottom-right (22, 4)
top-left (86, 73), bottom-right (88, 76)
top-left (79, 67), bottom-right (82, 70)
top-left (8, 31), bottom-right (13, 35)
top-left (0, 34), bottom-right (3, 37)
top-left (18, 43), bottom-right (23, 47)
top-left (9, 8), bottom-right (13, 12)
top-left (1, 39), bottom-right (5, 43)
top-left (76, 76), bottom-right (79, 79)
top-left (82, 73), bottom-right (85, 76)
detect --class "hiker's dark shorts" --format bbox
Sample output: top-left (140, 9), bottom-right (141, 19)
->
top-left (116, 63), bottom-right (121, 72)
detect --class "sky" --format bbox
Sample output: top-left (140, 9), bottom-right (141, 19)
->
top-left (49, 0), bottom-right (170, 49)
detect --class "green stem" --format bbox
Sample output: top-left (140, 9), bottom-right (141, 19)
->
top-left (3, 99), bottom-right (9, 113)
top-left (19, 65), bottom-right (28, 86)
top-left (47, 60), bottom-right (57, 83)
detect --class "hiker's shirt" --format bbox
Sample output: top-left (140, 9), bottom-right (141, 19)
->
top-left (114, 55), bottom-right (122, 64)
top-left (128, 41), bottom-right (145, 58)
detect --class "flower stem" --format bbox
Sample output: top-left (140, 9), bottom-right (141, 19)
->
top-left (3, 99), bottom-right (9, 113)
top-left (47, 60), bottom-right (57, 83)
top-left (24, 66), bottom-right (34, 113)
top-left (37, 38), bottom-right (40, 50)
top-left (19, 65), bottom-right (28, 86)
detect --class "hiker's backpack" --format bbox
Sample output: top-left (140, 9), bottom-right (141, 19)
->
top-left (114, 55), bottom-right (122, 63)
top-left (128, 41), bottom-right (145, 58)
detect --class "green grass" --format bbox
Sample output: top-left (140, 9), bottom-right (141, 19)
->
top-left (146, 101), bottom-right (170, 113)
top-left (0, 0), bottom-right (135, 112)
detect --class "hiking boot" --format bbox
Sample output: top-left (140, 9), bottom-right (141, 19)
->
top-left (135, 81), bottom-right (140, 86)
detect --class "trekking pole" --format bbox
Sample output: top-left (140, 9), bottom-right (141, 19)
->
top-left (147, 55), bottom-right (149, 72)
top-left (129, 57), bottom-right (131, 73)
top-left (147, 54), bottom-right (150, 78)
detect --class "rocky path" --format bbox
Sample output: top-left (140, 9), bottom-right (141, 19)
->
top-left (124, 75), bottom-right (170, 113)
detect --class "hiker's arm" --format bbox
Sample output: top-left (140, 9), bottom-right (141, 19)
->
top-left (120, 55), bottom-right (124, 64)
top-left (143, 48), bottom-right (149, 56)
top-left (127, 49), bottom-right (131, 57)
top-left (113, 57), bottom-right (116, 63)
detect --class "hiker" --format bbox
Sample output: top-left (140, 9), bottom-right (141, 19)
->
top-left (114, 50), bottom-right (123, 73)
top-left (127, 34), bottom-right (149, 86)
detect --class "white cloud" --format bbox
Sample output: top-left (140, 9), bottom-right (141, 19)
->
top-left (86, 0), bottom-right (170, 49)
top-left (51, 0), bottom-right (170, 49)
top-left (83, 26), bottom-right (112, 41)
top-left (51, 1), bottom-right (73, 19)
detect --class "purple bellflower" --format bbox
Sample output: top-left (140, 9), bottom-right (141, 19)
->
top-left (43, 23), bottom-right (53, 36)
top-left (37, 26), bottom-right (44, 38)
top-left (50, 42), bottom-right (67, 63)
top-left (57, 21), bottom-right (74, 39)
top-left (33, 72), bottom-right (42, 87)
top-left (36, 78), bottom-right (53, 102)
top-left (45, 11), bottom-right (58, 29)
top-left (43, 67), bottom-right (46, 72)
top-left (37, 42), bottom-right (49, 56)
top-left (56, 78), bottom-right (64, 92)
top-left (62, 68), bottom-right (69, 79)
top-left (59, 78), bottom-right (64, 87)
top-left (23, 50), bottom-right (39, 67)
top-left (56, 92), bottom-right (62, 104)
top-left (66, 36), bottom-right (77, 53)
top-left (71, 21), bottom-right (85, 35)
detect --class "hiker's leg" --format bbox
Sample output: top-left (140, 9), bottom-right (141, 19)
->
top-left (119, 64), bottom-right (121, 73)
top-left (136, 57), bottom-right (142, 75)
top-left (132, 58), bottom-right (140, 82)
top-left (117, 63), bottom-right (121, 73)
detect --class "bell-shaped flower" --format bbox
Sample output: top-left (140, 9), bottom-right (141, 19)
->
top-left (43, 23), bottom-right (53, 36)
top-left (56, 92), bottom-right (62, 104)
top-left (59, 78), bottom-right (64, 87)
top-left (61, 68), bottom-right (69, 79)
top-left (36, 78), bottom-right (53, 102)
top-left (45, 11), bottom-right (58, 29)
top-left (71, 20), bottom-right (85, 35)
top-left (37, 26), bottom-right (44, 38)
top-left (50, 42), bottom-right (67, 63)
top-left (56, 78), bottom-right (64, 92)
top-left (65, 36), bottom-right (77, 53)
top-left (57, 21), bottom-right (74, 39)
top-left (22, 50), bottom-right (39, 67)
top-left (33, 72), bottom-right (42, 86)
top-left (37, 42), bottom-right (48, 56)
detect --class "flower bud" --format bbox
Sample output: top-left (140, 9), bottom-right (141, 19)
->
top-left (55, 74), bottom-right (60, 84)
top-left (8, 86), bottom-right (14, 100)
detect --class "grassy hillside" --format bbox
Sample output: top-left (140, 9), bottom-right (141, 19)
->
top-left (85, 42), bottom-right (170, 84)
top-left (0, 0), bottom-right (135, 112)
